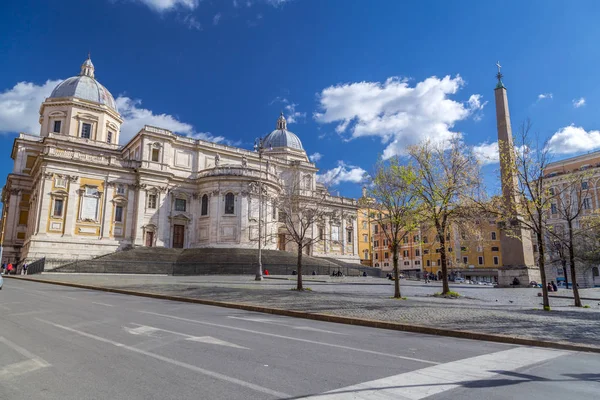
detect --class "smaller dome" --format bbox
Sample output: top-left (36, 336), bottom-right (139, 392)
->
top-left (48, 56), bottom-right (117, 111)
top-left (262, 113), bottom-right (304, 151)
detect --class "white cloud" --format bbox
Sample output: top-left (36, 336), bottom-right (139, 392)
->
top-left (317, 161), bottom-right (367, 186)
top-left (314, 75), bottom-right (485, 159)
top-left (271, 97), bottom-right (306, 124)
top-left (133, 0), bottom-right (199, 12)
top-left (547, 125), bottom-right (600, 155)
top-left (116, 96), bottom-right (225, 143)
top-left (309, 152), bottom-right (322, 162)
top-left (182, 14), bottom-right (201, 30)
top-left (473, 141), bottom-right (499, 165)
top-left (573, 97), bottom-right (586, 108)
top-left (0, 79), bottom-right (227, 145)
top-left (264, 0), bottom-right (291, 6)
top-left (538, 93), bottom-right (553, 100)
top-left (0, 80), bottom-right (60, 135)
top-left (213, 13), bottom-right (222, 25)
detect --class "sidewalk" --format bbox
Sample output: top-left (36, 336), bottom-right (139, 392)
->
top-left (16, 274), bottom-right (600, 348)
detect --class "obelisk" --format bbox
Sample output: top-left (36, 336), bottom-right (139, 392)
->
top-left (494, 62), bottom-right (539, 287)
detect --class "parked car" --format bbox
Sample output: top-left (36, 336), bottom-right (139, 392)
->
top-left (454, 277), bottom-right (465, 283)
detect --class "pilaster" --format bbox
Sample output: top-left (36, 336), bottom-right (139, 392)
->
top-left (62, 176), bottom-right (80, 237)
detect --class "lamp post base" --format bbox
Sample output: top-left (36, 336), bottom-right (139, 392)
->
top-left (255, 274), bottom-right (263, 281)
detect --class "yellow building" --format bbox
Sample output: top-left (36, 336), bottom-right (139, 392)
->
top-left (357, 187), bottom-right (375, 265)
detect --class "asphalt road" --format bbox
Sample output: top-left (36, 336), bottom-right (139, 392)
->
top-left (0, 279), bottom-right (598, 399)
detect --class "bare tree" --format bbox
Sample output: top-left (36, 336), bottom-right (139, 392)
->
top-left (545, 171), bottom-right (595, 306)
top-left (495, 121), bottom-right (552, 309)
top-left (275, 169), bottom-right (331, 290)
top-left (408, 139), bottom-right (482, 295)
top-left (367, 157), bottom-right (418, 298)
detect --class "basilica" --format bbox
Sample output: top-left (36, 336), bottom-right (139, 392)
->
top-left (1, 57), bottom-right (360, 265)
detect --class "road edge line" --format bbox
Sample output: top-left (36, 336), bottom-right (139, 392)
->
top-left (6, 275), bottom-right (600, 354)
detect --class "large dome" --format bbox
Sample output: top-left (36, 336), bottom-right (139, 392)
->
top-left (262, 113), bottom-right (303, 151)
top-left (48, 57), bottom-right (117, 111)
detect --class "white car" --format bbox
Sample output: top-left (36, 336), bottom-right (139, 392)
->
top-left (454, 277), bottom-right (465, 283)
top-left (0, 274), bottom-right (3, 290)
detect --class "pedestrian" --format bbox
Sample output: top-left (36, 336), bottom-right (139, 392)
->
top-left (1, 263), bottom-right (4, 275)
top-left (6, 263), bottom-right (13, 275)
top-left (263, 269), bottom-right (269, 276)
top-left (547, 282), bottom-right (553, 292)
top-left (551, 281), bottom-right (558, 292)
top-left (312, 271), bottom-right (316, 276)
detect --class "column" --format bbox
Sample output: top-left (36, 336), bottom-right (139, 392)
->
top-left (341, 213), bottom-right (346, 255)
top-left (100, 184), bottom-right (113, 239)
top-left (62, 176), bottom-right (80, 237)
top-left (125, 185), bottom-right (135, 243)
top-left (352, 217), bottom-right (359, 257)
top-left (133, 187), bottom-right (146, 246)
top-left (158, 190), bottom-right (171, 247)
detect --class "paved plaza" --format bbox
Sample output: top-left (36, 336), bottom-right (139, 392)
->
top-left (18, 274), bottom-right (600, 348)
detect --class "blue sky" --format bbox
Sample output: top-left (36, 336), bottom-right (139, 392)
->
top-left (2, 0), bottom-right (600, 198)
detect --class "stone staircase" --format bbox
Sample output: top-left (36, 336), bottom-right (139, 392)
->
top-left (52, 247), bottom-right (382, 276)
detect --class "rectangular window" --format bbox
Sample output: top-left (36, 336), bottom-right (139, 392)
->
top-left (551, 203), bottom-right (557, 214)
top-left (423, 249), bottom-right (429, 255)
top-left (493, 256), bottom-right (499, 265)
top-left (549, 187), bottom-right (555, 196)
top-left (147, 194), bottom-right (157, 209)
top-left (403, 250), bottom-right (409, 257)
top-left (384, 252), bottom-right (389, 259)
top-left (374, 240), bottom-right (379, 248)
top-left (478, 256), bottom-right (484, 265)
top-left (582, 181), bottom-right (589, 190)
top-left (107, 131), bottom-right (113, 144)
top-left (331, 226), bottom-right (340, 241)
top-left (114, 205), bottom-right (123, 222)
top-left (53, 120), bottom-right (61, 133)
top-left (151, 148), bottom-right (160, 162)
top-left (374, 225), bottom-right (378, 234)
top-left (362, 221), bottom-right (367, 229)
top-left (491, 246), bottom-right (499, 251)
top-left (363, 234), bottom-right (368, 243)
top-left (55, 177), bottom-right (67, 188)
top-left (448, 247), bottom-right (453, 253)
top-left (278, 209), bottom-right (286, 222)
top-left (347, 230), bottom-right (353, 243)
top-left (413, 235), bottom-right (419, 242)
top-left (414, 260), bottom-right (420, 265)
top-left (116, 185), bottom-right (126, 195)
top-left (175, 198), bottom-right (187, 212)
top-left (415, 249), bottom-right (420, 256)
top-left (426, 260), bottom-right (430, 267)
top-left (583, 198), bottom-right (592, 210)
top-left (491, 231), bottom-right (497, 240)
top-left (85, 186), bottom-right (98, 196)
top-left (18, 210), bottom-right (28, 225)
top-left (53, 199), bottom-right (64, 217)
top-left (319, 227), bottom-right (324, 240)
top-left (81, 123), bottom-right (92, 139)
top-left (463, 256), bottom-right (468, 264)
top-left (404, 261), bottom-right (410, 266)
top-left (422, 236), bottom-right (428, 243)
top-left (403, 236), bottom-right (409, 244)
top-left (375, 253), bottom-right (378, 260)
top-left (437, 259), bottom-right (440, 266)
top-left (272, 204), bottom-right (276, 219)
top-left (461, 246), bottom-right (467, 251)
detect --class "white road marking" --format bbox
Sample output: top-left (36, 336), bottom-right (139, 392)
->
top-left (227, 316), bottom-right (347, 335)
top-left (127, 324), bottom-right (249, 349)
top-left (91, 302), bottom-right (115, 307)
top-left (36, 319), bottom-right (288, 398)
top-left (124, 326), bottom-right (161, 336)
top-left (7, 310), bottom-right (53, 317)
top-left (141, 311), bottom-right (439, 365)
top-left (186, 336), bottom-right (249, 349)
top-left (0, 336), bottom-right (51, 380)
top-left (306, 347), bottom-right (568, 399)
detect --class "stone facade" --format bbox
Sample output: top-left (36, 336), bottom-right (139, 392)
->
top-left (0, 57), bottom-right (360, 265)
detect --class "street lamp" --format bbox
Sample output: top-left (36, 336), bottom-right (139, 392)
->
top-left (253, 137), bottom-right (271, 281)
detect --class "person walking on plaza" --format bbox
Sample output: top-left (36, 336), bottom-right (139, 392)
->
top-left (551, 281), bottom-right (558, 292)
top-left (6, 263), bottom-right (13, 275)
top-left (23, 264), bottom-right (28, 275)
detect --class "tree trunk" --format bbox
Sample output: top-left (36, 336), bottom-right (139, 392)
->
top-left (439, 233), bottom-right (450, 294)
top-left (567, 220), bottom-right (582, 307)
top-left (297, 245), bottom-right (303, 290)
top-left (536, 230), bottom-right (550, 310)
top-left (392, 246), bottom-right (401, 298)
top-left (561, 258), bottom-right (569, 290)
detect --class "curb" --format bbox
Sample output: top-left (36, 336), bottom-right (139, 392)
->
top-left (6, 275), bottom-right (600, 354)
top-left (549, 294), bottom-right (600, 301)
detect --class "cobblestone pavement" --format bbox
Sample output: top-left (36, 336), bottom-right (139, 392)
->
top-left (20, 274), bottom-right (600, 347)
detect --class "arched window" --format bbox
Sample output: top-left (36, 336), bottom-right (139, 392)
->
top-left (225, 193), bottom-right (235, 215)
top-left (201, 194), bottom-right (209, 216)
